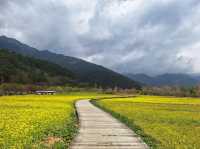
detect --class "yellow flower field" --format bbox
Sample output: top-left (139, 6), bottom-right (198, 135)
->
top-left (95, 96), bottom-right (200, 149)
top-left (0, 93), bottom-right (107, 148)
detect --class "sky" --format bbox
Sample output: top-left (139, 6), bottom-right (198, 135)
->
top-left (0, 0), bottom-right (200, 75)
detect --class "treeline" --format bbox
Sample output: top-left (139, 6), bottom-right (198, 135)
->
top-left (0, 83), bottom-right (138, 96)
top-left (2, 83), bottom-right (200, 98)
top-left (141, 86), bottom-right (200, 97)
top-left (0, 83), bottom-right (101, 95)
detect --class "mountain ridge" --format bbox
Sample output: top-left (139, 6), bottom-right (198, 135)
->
top-left (0, 35), bottom-right (140, 89)
top-left (126, 73), bottom-right (200, 87)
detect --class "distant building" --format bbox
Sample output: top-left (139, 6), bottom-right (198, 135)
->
top-left (35, 90), bottom-right (56, 95)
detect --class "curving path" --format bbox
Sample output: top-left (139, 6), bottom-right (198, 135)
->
top-left (70, 100), bottom-right (149, 149)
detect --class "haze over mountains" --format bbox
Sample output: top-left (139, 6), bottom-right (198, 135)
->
top-left (1, 35), bottom-right (200, 88)
top-left (0, 36), bottom-right (140, 89)
top-left (126, 73), bottom-right (200, 87)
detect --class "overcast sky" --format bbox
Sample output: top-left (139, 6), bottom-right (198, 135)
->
top-left (0, 0), bottom-right (200, 75)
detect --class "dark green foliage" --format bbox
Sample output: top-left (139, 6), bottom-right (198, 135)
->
top-left (141, 85), bottom-right (200, 97)
top-left (0, 49), bottom-right (75, 85)
top-left (0, 36), bottom-right (140, 89)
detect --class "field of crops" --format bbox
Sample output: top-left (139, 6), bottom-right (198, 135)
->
top-left (95, 96), bottom-right (200, 149)
top-left (0, 93), bottom-right (106, 148)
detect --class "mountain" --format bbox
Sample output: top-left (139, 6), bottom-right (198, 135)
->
top-left (126, 74), bottom-right (153, 85)
top-left (190, 73), bottom-right (200, 82)
top-left (0, 49), bottom-right (75, 85)
top-left (126, 73), bottom-right (200, 87)
top-left (0, 36), bottom-right (140, 89)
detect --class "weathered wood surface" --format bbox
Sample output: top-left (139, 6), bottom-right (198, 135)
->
top-left (70, 100), bottom-right (149, 149)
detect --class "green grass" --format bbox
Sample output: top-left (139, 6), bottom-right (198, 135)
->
top-left (0, 93), bottom-right (108, 148)
top-left (94, 96), bottom-right (200, 149)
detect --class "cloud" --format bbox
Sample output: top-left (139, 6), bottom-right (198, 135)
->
top-left (0, 0), bottom-right (200, 75)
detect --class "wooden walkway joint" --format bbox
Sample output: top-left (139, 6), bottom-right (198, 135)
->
top-left (70, 100), bottom-right (149, 149)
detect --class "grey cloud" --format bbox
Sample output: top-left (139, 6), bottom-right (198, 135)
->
top-left (0, 0), bottom-right (200, 75)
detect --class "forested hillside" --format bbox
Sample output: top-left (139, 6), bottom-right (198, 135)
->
top-left (0, 36), bottom-right (140, 89)
top-left (0, 49), bottom-right (74, 85)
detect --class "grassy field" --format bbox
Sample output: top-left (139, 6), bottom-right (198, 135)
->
top-left (0, 92), bottom-right (108, 148)
top-left (94, 96), bottom-right (200, 149)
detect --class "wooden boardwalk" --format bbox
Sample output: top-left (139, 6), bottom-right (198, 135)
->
top-left (70, 100), bottom-right (149, 149)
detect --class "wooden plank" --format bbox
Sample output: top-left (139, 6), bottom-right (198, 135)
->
top-left (70, 100), bottom-right (149, 149)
